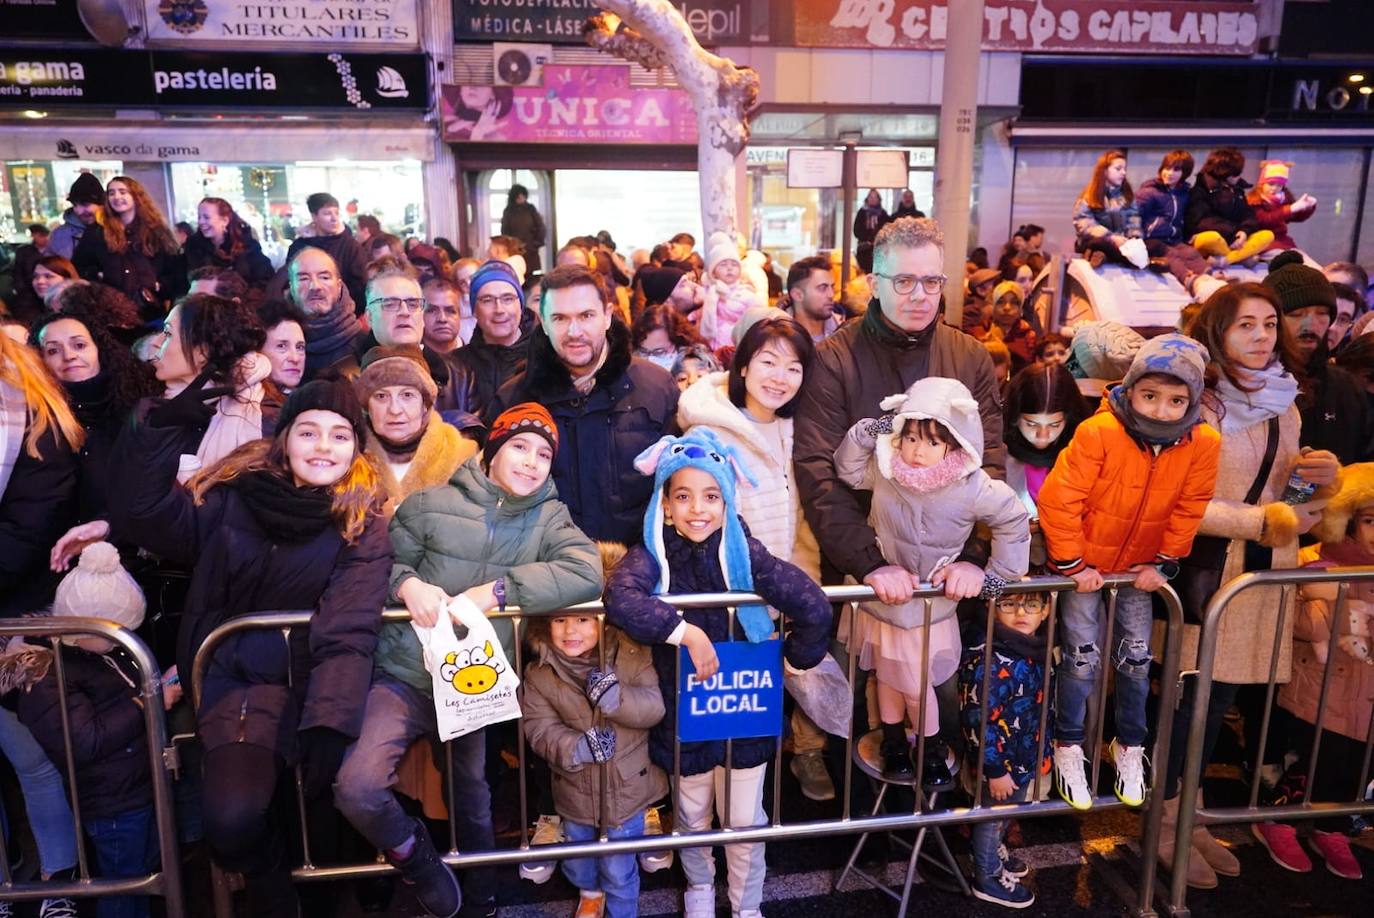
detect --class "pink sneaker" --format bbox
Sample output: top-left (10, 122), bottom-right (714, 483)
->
top-left (1251, 822), bottom-right (1312, 873)
top-left (1310, 829), bottom-right (1363, 879)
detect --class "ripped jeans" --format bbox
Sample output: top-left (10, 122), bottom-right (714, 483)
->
top-left (1054, 585), bottom-right (1153, 748)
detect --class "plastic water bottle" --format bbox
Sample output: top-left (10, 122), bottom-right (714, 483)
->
top-left (1281, 472), bottom-right (1316, 505)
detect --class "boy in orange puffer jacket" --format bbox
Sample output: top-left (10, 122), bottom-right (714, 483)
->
top-left (1037, 334), bottom-right (1220, 812)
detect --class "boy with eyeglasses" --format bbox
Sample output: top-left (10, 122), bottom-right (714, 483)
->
top-left (959, 591), bottom-right (1053, 908)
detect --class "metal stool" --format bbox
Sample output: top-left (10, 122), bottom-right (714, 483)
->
top-left (834, 729), bottom-right (970, 915)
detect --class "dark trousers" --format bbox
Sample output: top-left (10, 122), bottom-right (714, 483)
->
top-left (85, 804), bottom-right (157, 918)
top-left (201, 742), bottom-right (285, 875)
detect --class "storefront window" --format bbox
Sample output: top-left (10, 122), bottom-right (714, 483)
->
top-left (169, 160), bottom-right (424, 267)
top-left (1, 160), bottom-right (123, 239)
top-left (554, 170), bottom-right (701, 254)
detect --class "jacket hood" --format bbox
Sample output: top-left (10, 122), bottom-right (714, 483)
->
top-left (875, 376), bottom-right (983, 480)
top-left (521, 313), bottom-right (634, 401)
top-left (448, 451), bottom-right (557, 510)
top-left (677, 371), bottom-right (780, 465)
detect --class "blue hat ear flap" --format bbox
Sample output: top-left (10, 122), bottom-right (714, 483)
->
top-left (638, 436), bottom-right (678, 598)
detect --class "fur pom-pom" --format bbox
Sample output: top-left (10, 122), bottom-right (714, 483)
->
top-left (1260, 501), bottom-right (1300, 548)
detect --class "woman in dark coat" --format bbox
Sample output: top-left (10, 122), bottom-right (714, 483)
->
top-left (853, 189), bottom-right (889, 245)
top-left (1183, 148), bottom-right (1275, 265)
top-left (108, 378), bottom-right (391, 917)
top-left (500, 183), bottom-right (546, 273)
top-left (0, 331), bottom-right (83, 617)
top-left (72, 176), bottom-right (184, 322)
top-left (184, 197), bottom-right (275, 291)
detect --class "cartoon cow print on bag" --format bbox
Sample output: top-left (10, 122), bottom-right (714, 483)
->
top-left (441, 640), bottom-right (507, 695)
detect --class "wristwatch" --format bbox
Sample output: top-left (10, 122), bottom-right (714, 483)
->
top-left (1155, 559), bottom-right (1181, 580)
top-left (493, 577), bottom-right (507, 612)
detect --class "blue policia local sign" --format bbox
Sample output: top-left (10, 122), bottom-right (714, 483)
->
top-left (677, 640), bottom-right (783, 743)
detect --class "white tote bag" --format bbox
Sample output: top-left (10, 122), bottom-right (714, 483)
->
top-left (411, 595), bottom-right (522, 741)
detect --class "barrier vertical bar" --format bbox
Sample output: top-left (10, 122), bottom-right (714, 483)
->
top-left (1303, 582), bottom-right (1347, 803)
top-left (1136, 583), bottom-right (1184, 918)
top-left (1090, 587), bottom-right (1119, 795)
top-left (281, 626), bottom-right (313, 869)
top-left (912, 596), bottom-right (933, 803)
top-left (49, 638), bottom-right (91, 881)
top-left (842, 600), bottom-right (857, 822)
top-left (723, 606), bottom-right (736, 831)
top-left (1248, 584), bottom-right (1293, 810)
top-left (974, 594), bottom-right (997, 810)
top-left (514, 613), bottom-right (529, 851)
top-left (1032, 590), bottom-right (1059, 806)
top-left (772, 615), bottom-right (783, 828)
top-left (445, 741), bottom-right (458, 855)
top-left (597, 612), bottom-right (610, 841)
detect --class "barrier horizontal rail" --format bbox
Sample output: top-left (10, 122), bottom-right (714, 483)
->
top-left (0, 618), bottom-right (185, 915)
top-left (191, 573), bottom-right (1183, 918)
top-left (1168, 565), bottom-right (1374, 918)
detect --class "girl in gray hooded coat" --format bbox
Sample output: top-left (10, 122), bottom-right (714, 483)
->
top-left (836, 377), bottom-right (1031, 783)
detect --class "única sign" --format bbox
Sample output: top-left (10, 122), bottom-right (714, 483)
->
top-left (677, 640), bottom-right (783, 743)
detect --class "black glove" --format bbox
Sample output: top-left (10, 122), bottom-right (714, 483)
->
top-left (297, 727), bottom-right (351, 799)
top-left (146, 368), bottom-right (234, 429)
top-left (585, 669), bottom-right (621, 713)
top-left (862, 415), bottom-right (896, 438)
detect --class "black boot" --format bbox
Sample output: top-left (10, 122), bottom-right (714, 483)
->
top-left (921, 738), bottom-right (954, 793)
top-left (387, 819), bottom-right (461, 918)
top-left (880, 722), bottom-right (914, 781)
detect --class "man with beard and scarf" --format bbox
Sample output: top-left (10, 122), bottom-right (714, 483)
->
top-left (449, 260), bottom-right (538, 418)
top-left (795, 216), bottom-right (1004, 602)
top-left (288, 247), bottom-right (364, 379)
top-left (354, 268), bottom-right (480, 429)
top-left (1265, 249), bottom-right (1374, 464)
top-left (485, 264), bottom-right (679, 546)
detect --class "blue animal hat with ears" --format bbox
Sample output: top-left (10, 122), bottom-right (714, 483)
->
top-left (634, 428), bottom-right (774, 643)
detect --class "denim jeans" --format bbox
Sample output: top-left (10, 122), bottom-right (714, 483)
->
top-left (85, 805), bottom-right (157, 918)
top-left (333, 675), bottom-right (496, 905)
top-left (1055, 585), bottom-right (1153, 747)
top-left (561, 810), bottom-right (645, 918)
top-left (970, 782), bottom-right (1029, 878)
top-left (0, 705), bottom-right (78, 875)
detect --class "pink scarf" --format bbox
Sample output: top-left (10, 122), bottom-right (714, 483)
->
top-left (889, 449), bottom-right (968, 494)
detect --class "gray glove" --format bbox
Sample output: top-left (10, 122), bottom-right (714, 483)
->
top-left (572, 726), bottom-right (617, 765)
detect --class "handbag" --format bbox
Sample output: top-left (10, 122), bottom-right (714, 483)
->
top-left (1175, 416), bottom-right (1279, 625)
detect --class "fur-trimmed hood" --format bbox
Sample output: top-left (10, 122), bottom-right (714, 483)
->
top-left (1311, 462), bottom-right (1368, 545)
top-left (519, 314), bottom-right (634, 403)
top-left (365, 412), bottom-right (477, 517)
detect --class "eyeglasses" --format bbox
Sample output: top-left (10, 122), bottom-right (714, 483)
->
top-left (637, 346), bottom-right (676, 358)
top-left (995, 595), bottom-right (1047, 615)
top-left (874, 272), bottom-right (947, 296)
top-left (475, 293), bottom-right (521, 310)
top-left (370, 297), bottom-right (424, 314)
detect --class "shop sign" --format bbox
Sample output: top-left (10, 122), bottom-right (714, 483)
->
top-left (786, 149), bottom-right (843, 188)
top-left (793, 0), bottom-right (1261, 55)
top-left (0, 0), bottom-right (98, 41)
top-left (677, 641), bottom-right (783, 743)
top-left (857, 149), bottom-right (908, 187)
top-left (453, 0), bottom-right (761, 46)
top-left (0, 47), bottom-right (429, 112)
top-left (1279, 75), bottom-right (1374, 118)
top-left (0, 124), bottom-right (436, 163)
top-left (441, 65), bottom-right (695, 144)
top-left (143, 0), bottom-right (419, 48)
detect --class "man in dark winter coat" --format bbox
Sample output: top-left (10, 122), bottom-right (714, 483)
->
top-left (500, 183), bottom-right (546, 273)
top-left (354, 267), bottom-right (480, 428)
top-left (285, 192), bottom-right (368, 309)
top-left (287, 247), bottom-right (364, 379)
top-left (46, 173), bottom-right (104, 260)
top-left (486, 264), bottom-right (679, 545)
top-left (449, 260), bottom-right (537, 418)
top-left (794, 216), bottom-right (1004, 599)
top-left (1267, 251), bottom-right (1374, 464)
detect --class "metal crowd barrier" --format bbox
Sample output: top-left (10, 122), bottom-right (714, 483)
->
top-left (0, 617), bottom-right (185, 916)
top-left (190, 574), bottom-right (1184, 918)
top-left (1168, 566), bottom-right (1374, 918)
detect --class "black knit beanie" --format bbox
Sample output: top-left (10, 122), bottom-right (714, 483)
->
top-left (1264, 250), bottom-right (1337, 318)
top-left (276, 377), bottom-right (367, 444)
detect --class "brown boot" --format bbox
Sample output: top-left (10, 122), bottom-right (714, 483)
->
top-left (1190, 791), bottom-right (1241, 877)
top-left (1158, 794), bottom-right (1218, 889)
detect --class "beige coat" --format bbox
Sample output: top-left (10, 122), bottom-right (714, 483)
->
top-left (1178, 404), bottom-right (1302, 684)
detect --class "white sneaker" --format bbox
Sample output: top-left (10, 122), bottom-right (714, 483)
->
top-left (683, 883), bottom-right (716, 918)
top-left (518, 814), bottom-right (563, 883)
top-left (735, 910), bottom-right (764, 918)
top-left (638, 806), bottom-right (674, 873)
top-left (1053, 743), bottom-right (1093, 810)
top-left (1110, 739), bottom-right (1148, 807)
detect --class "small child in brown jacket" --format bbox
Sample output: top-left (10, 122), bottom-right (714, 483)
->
top-left (522, 605), bottom-right (667, 918)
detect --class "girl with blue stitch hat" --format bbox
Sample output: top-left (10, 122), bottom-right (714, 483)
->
top-left (604, 428), bottom-right (832, 918)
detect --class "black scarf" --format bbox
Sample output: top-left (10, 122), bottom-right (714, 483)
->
top-left (1005, 426), bottom-right (1067, 469)
top-left (861, 298), bottom-right (938, 351)
top-left (377, 423), bottom-right (427, 464)
top-left (991, 620), bottom-right (1048, 660)
top-left (303, 305), bottom-right (363, 372)
top-left (63, 371), bottom-right (115, 427)
top-left (227, 470), bottom-right (335, 542)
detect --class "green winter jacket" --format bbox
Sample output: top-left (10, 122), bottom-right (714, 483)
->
top-left (380, 455), bottom-right (604, 697)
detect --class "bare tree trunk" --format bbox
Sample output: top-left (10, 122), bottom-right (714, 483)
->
top-left (585, 0), bottom-right (758, 240)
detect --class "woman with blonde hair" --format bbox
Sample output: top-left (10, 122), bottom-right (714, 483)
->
top-left (1, 330), bottom-right (84, 615)
top-left (109, 377), bottom-right (392, 917)
top-left (73, 175), bottom-right (184, 320)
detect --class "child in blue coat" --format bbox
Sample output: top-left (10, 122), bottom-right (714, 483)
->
top-left (959, 592), bottom-right (1053, 909)
top-left (604, 429), bottom-right (831, 918)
